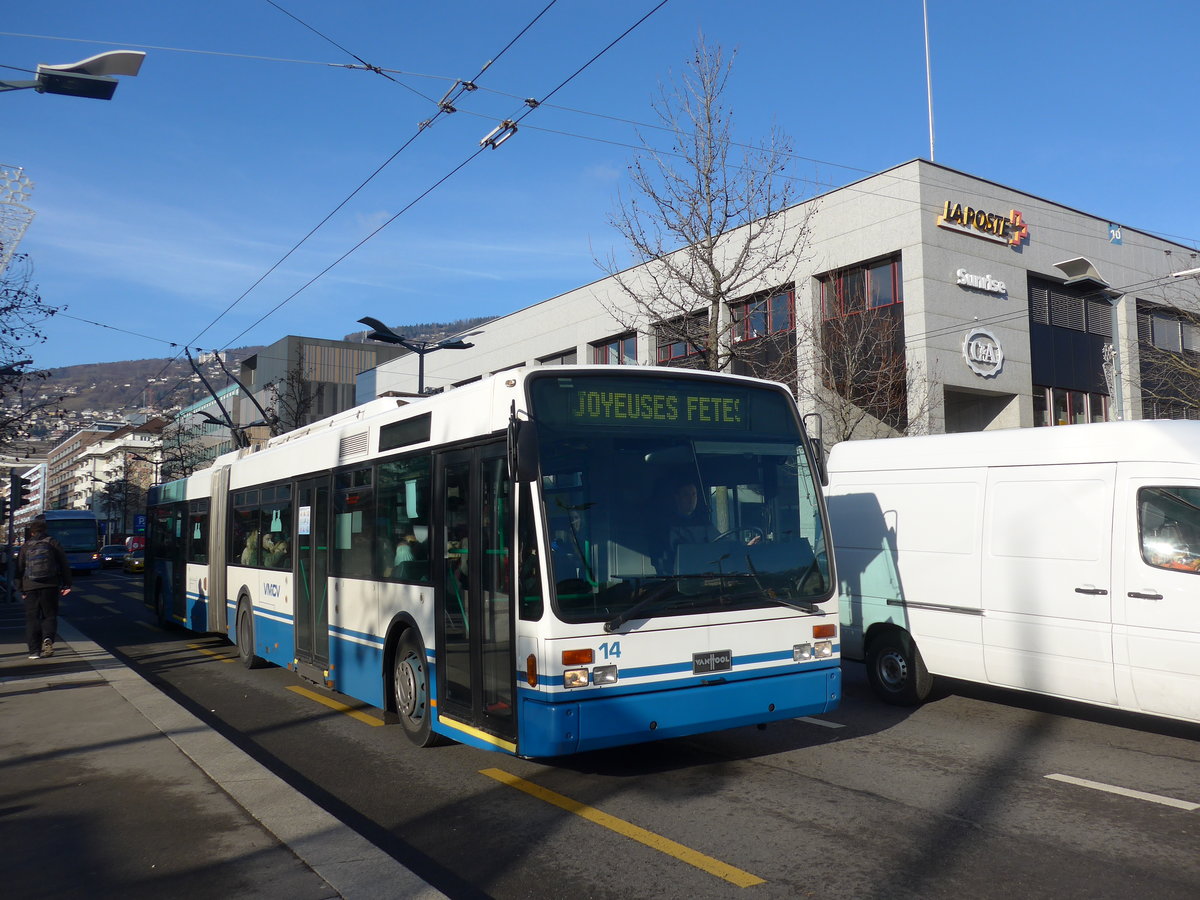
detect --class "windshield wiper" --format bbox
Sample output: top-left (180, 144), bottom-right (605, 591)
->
top-left (741, 554), bottom-right (826, 615)
top-left (603, 579), bottom-right (681, 633)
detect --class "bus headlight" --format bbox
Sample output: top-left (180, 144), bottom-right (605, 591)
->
top-left (593, 665), bottom-right (619, 685)
top-left (814, 641), bottom-right (833, 658)
top-left (793, 643), bottom-right (813, 661)
top-left (563, 668), bottom-right (590, 688)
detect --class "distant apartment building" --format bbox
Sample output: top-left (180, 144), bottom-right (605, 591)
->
top-left (235, 335), bottom-right (407, 434)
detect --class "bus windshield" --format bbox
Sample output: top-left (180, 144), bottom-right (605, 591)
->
top-left (46, 519), bottom-right (100, 553)
top-left (529, 372), bottom-right (831, 625)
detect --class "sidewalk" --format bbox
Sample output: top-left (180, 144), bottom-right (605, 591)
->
top-left (0, 602), bottom-right (445, 900)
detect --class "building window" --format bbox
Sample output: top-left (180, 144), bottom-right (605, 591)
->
top-left (1033, 386), bottom-right (1108, 426)
top-left (1029, 278), bottom-right (1112, 337)
top-left (538, 349), bottom-right (578, 366)
top-left (730, 290), bottom-right (794, 342)
top-left (591, 333), bottom-right (637, 365)
top-left (820, 255), bottom-right (903, 319)
top-left (655, 314), bottom-right (707, 364)
top-left (1136, 301), bottom-right (1200, 420)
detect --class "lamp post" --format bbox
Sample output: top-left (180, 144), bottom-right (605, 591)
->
top-left (358, 316), bottom-right (478, 394)
top-left (1, 50), bottom-right (145, 100)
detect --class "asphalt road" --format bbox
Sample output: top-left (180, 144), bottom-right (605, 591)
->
top-left (67, 571), bottom-right (1200, 899)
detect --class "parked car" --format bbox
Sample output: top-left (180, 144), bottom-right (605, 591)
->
top-left (122, 549), bottom-right (145, 574)
top-left (100, 545), bottom-right (127, 568)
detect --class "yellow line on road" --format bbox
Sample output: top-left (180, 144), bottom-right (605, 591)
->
top-left (188, 643), bottom-right (235, 664)
top-left (480, 768), bottom-right (766, 887)
top-left (286, 685), bottom-right (385, 727)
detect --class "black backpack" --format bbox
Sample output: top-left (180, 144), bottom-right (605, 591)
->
top-left (24, 538), bottom-right (60, 583)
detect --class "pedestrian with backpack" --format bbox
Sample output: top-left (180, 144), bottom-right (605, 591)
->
top-left (17, 516), bottom-right (72, 660)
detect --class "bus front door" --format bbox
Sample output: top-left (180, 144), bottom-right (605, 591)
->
top-left (436, 445), bottom-right (516, 749)
top-left (295, 477), bottom-right (331, 676)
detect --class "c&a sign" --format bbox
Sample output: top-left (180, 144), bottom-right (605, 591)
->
top-left (937, 200), bottom-right (1029, 247)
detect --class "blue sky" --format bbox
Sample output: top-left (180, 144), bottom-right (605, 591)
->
top-left (3, 1), bottom-right (1196, 370)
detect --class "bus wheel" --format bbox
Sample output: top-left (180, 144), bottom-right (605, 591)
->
top-left (866, 630), bottom-right (932, 706)
top-left (236, 600), bottom-right (262, 670)
top-left (393, 630), bottom-right (446, 748)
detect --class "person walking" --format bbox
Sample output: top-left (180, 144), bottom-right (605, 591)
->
top-left (17, 515), bottom-right (72, 660)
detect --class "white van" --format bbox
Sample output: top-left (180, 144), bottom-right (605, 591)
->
top-left (826, 420), bottom-right (1200, 725)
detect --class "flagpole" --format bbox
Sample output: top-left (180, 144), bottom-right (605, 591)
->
top-left (923, 0), bottom-right (935, 161)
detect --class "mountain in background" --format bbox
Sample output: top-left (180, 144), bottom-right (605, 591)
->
top-left (27, 316), bottom-right (494, 438)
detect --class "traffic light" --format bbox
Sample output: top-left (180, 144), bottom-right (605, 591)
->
top-left (9, 471), bottom-right (36, 507)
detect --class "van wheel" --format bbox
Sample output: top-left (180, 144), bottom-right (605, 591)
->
top-left (393, 630), bottom-right (447, 748)
top-left (236, 601), bottom-right (262, 670)
top-left (866, 631), bottom-right (932, 705)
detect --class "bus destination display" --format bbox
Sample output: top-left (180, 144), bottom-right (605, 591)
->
top-left (535, 375), bottom-right (753, 431)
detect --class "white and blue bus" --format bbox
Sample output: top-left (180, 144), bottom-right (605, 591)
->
top-left (41, 509), bottom-right (101, 572)
top-left (145, 367), bottom-right (840, 757)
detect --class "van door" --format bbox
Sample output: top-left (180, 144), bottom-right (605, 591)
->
top-left (1114, 467), bottom-right (1200, 722)
top-left (980, 464), bottom-right (1117, 705)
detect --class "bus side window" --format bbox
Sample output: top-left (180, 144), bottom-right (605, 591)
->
top-left (376, 456), bottom-right (431, 582)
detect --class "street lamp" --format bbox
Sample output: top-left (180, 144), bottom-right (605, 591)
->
top-left (1, 50), bottom-right (145, 101)
top-left (358, 316), bottom-right (478, 394)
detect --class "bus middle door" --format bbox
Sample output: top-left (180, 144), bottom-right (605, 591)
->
top-left (436, 444), bottom-right (516, 749)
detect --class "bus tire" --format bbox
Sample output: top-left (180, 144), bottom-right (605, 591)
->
top-left (236, 599), bottom-right (262, 670)
top-left (393, 630), bottom-right (446, 748)
top-left (866, 630), bottom-right (932, 706)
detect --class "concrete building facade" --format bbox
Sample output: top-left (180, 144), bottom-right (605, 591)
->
top-left (362, 160), bottom-right (1200, 436)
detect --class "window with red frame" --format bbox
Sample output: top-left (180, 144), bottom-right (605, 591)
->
top-left (730, 290), bottom-right (794, 342)
top-left (655, 315), bottom-right (706, 363)
top-left (591, 334), bottom-right (637, 365)
top-left (821, 256), bottom-right (903, 319)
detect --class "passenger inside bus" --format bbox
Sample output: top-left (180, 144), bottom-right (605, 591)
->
top-left (651, 475), bottom-right (717, 575)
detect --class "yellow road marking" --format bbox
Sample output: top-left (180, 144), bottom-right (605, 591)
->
top-left (480, 768), bottom-right (766, 887)
top-left (286, 685), bottom-right (385, 726)
top-left (188, 643), bottom-right (235, 664)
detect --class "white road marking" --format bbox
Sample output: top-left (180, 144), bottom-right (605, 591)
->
top-left (796, 716), bottom-right (844, 729)
top-left (1045, 774), bottom-right (1199, 811)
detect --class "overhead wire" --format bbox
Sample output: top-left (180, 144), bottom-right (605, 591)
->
top-left (129, 0), bottom-right (569, 411)
top-left (215, 0), bottom-right (666, 350)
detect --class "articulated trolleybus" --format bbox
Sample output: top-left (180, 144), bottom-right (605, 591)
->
top-left (146, 367), bottom-right (839, 757)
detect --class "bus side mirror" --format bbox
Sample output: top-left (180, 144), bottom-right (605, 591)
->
top-left (803, 414), bottom-right (828, 488)
top-left (508, 408), bottom-right (540, 482)
top-left (810, 437), bottom-right (828, 487)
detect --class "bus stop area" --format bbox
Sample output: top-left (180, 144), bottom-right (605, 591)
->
top-left (0, 605), bottom-right (444, 900)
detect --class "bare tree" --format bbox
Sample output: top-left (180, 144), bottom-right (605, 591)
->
top-left (797, 293), bottom-right (936, 443)
top-left (159, 419), bottom-right (216, 481)
top-left (1136, 301), bottom-right (1200, 419)
top-left (265, 353), bottom-right (324, 435)
top-left (597, 36), bottom-right (813, 376)
top-left (0, 254), bottom-right (63, 449)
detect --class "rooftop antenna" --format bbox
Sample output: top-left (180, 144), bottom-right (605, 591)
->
top-left (923, 0), bottom-right (935, 161)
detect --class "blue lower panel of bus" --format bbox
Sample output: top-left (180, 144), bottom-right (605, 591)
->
top-left (517, 664), bottom-right (841, 758)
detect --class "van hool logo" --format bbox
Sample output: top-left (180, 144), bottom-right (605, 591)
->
top-left (938, 200), bottom-right (1030, 247)
top-left (963, 328), bottom-right (1004, 378)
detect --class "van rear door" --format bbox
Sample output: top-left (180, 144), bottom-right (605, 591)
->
top-left (1114, 467), bottom-right (1200, 723)
top-left (981, 464), bottom-right (1117, 705)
